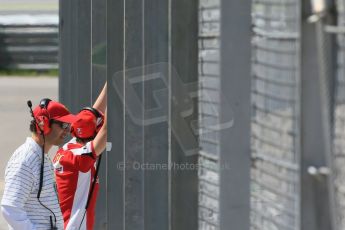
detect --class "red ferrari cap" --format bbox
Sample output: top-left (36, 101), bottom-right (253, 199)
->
top-left (71, 110), bottom-right (101, 139)
top-left (33, 100), bottom-right (77, 124)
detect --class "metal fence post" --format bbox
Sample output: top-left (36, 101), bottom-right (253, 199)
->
top-left (300, 0), bottom-right (337, 229)
top-left (218, 0), bottom-right (251, 229)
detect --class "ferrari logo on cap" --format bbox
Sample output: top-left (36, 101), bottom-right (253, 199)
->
top-left (77, 128), bottom-right (83, 135)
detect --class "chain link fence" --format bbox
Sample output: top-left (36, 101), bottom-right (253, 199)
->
top-left (198, 0), bottom-right (221, 229)
top-left (251, 0), bottom-right (300, 229)
top-left (333, 0), bottom-right (345, 228)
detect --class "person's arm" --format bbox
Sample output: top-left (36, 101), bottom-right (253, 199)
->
top-left (93, 82), bottom-right (107, 113)
top-left (1, 162), bottom-right (36, 230)
top-left (54, 147), bottom-right (96, 173)
top-left (1, 205), bottom-right (36, 230)
top-left (92, 108), bottom-right (107, 156)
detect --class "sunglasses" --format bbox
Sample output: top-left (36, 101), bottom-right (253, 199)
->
top-left (51, 120), bottom-right (71, 130)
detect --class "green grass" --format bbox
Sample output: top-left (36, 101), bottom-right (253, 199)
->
top-left (0, 69), bottom-right (58, 77)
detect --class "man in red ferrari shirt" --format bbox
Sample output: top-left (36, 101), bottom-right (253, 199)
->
top-left (53, 84), bottom-right (107, 230)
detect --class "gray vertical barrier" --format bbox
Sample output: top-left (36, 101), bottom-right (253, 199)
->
top-left (198, 0), bottom-right (251, 229)
top-left (171, 1), bottom-right (198, 229)
top-left (60, 0), bottom-right (250, 229)
top-left (92, 0), bottom-right (107, 228)
top-left (124, 1), bottom-right (145, 229)
top-left (91, 0), bottom-right (107, 94)
top-left (219, 0), bottom-right (251, 230)
top-left (333, 0), bottom-right (345, 228)
top-left (59, 0), bottom-right (74, 107)
top-left (60, 0), bottom-right (107, 228)
top-left (59, 0), bottom-right (345, 229)
top-left (251, 0), bottom-right (301, 229)
top-left (106, 0), bottom-right (124, 229)
top-left (170, 0), bottom-right (199, 230)
top-left (59, 0), bottom-right (92, 110)
top-left (219, 0), bottom-right (251, 229)
top-left (143, 1), bottom-right (169, 229)
top-left (107, 0), bottom-right (198, 229)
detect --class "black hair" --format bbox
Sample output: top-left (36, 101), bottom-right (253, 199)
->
top-left (30, 119), bottom-right (54, 133)
top-left (30, 120), bottom-right (37, 133)
top-left (76, 137), bottom-right (94, 144)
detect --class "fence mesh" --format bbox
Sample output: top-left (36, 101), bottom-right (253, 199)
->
top-left (250, 0), bottom-right (300, 229)
top-left (198, 0), bottom-right (221, 229)
top-left (333, 0), bottom-right (345, 228)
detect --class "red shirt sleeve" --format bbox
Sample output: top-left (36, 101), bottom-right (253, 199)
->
top-left (54, 141), bottom-right (97, 173)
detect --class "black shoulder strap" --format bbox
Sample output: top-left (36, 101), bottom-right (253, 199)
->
top-left (85, 154), bottom-right (102, 209)
top-left (78, 154), bottom-right (102, 230)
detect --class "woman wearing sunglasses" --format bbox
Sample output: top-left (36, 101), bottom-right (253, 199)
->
top-left (53, 83), bottom-right (107, 230)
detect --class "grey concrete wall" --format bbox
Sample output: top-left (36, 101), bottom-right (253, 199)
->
top-left (105, 0), bottom-right (124, 229)
top-left (59, 0), bottom-right (92, 111)
top-left (58, 0), bottom-right (345, 229)
top-left (92, 0), bottom-right (107, 228)
top-left (106, 1), bottom-right (199, 229)
top-left (60, 0), bottom-right (251, 230)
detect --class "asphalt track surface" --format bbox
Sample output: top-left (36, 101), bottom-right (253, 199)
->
top-left (0, 76), bottom-right (58, 229)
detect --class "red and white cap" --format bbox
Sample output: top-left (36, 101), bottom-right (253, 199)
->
top-left (33, 100), bottom-right (77, 124)
top-left (71, 109), bottom-right (104, 139)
